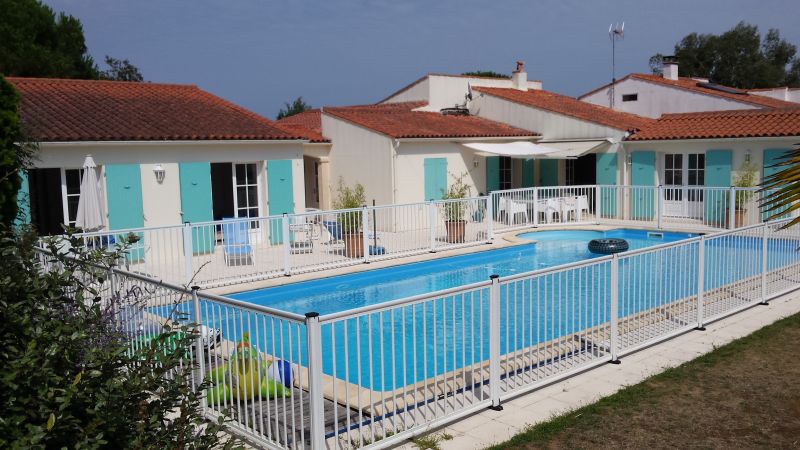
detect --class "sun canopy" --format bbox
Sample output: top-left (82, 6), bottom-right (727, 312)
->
top-left (462, 141), bottom-right (562, 158)
top-left (536, 139), bottom-right (611, 159)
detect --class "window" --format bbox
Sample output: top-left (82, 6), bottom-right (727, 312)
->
top-left (622, 93), bottom-right (638, 102)
top-left (62, 168), bottom-right (83, 227)
top-left (499, 156), bottom-right (512, 190)
top-left (687, 153), bottom-right (705, 201)
top-left (233, 163), bottom-right (260, 225)
top-left (565, 160), bottom-right (576, 186)
top-left (664, 154), bottom-right (683, 201)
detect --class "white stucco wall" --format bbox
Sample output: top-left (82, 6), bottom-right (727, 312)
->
top-left (622, 137), bottom-right (799, 185)
top-left (33, 141), bottom-right (307, 228)
top-left (580, 78), bottom-right (758, 118)
top-left (321, 114), bottom-right (395, 206)
top-left (393, 141), bottom-right (487, 204)
top-left (381, 74), bottom-right (543, 111)
top-left (748, 88), bottom-right (800, 103)
top-left (471, 92), bottom-right (627, 140)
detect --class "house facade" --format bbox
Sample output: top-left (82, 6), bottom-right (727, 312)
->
top-left (578, 59), bottom-right (798, 118)
top-left (11, 77), bottom-right (310, 235)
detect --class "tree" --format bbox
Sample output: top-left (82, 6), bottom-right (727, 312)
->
top-left (276, 97), bottom-right (311, 120)
top-left (0, 0), bottom-right (144, 81)
top-left (0, 229), bottom-right (240, 448)
top-left (99, 56), bottom-right (144, 82)
top-left (648, 53), bottom-right (665, 75)
top-left (0, 0), bottom-right (98, 78)
top-left (652, 22), bottom-right (800, 88)
top-left (461, 71), bottom-right (510, 79)
top-left (0, 76), bottom-right (23, 226)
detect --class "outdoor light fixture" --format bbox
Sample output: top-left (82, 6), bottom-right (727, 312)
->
top-left (745, 150), bottom-right (751, 163)
top-left (153, 164), bottom-right (165, 183)
top-left (626, 154), bottom-right (632, 165)
top-left (473, 157), bottom-right (479, 168)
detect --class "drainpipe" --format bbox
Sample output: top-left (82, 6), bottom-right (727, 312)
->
top-left (391, 139), bottom-right (400, 205)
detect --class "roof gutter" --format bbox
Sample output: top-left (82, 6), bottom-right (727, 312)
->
top-left (36, 139), bottom-right (310, 146)
top-left (397, 135), bottom-right (541, 143)
top-left (624, 135), bottom-right (800, 144)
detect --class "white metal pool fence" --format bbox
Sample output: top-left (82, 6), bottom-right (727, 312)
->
top-left (57, 184), bottom-right (787, 289)
top-left (38, 218), bottom-right (800, 449)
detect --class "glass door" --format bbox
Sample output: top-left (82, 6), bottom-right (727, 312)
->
top-left (232, 163), bottom-right (261, 241)
top-left (662, 153), bottom-right (705, 219)
top-left (663, 154), bottom-right (684, 217)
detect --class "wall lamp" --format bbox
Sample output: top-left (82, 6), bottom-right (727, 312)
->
top-left (153, 164), bottom-right (166, 184)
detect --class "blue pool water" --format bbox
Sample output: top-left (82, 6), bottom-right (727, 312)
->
top-left (178, 229), bottom-right (799, 392)
top-left (231, 229), bottom-right (694, 315)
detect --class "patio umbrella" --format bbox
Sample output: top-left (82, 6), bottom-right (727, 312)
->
top-left (75, 155), bottom-right (106, 231)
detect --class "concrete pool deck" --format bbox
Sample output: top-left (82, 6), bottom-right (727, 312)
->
top-left (392, 288), bottom-right (800, 450)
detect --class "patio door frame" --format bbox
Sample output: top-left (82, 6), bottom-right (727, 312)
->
top-left (231, 162), bottom-right (264, 242)
top-left (662, 153), bottom-right (705, 219)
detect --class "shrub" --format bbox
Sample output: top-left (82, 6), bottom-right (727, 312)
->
top-left (0, 227), bottom-right (239, 449)
top-left (332, 178), bottom-right (366, 234)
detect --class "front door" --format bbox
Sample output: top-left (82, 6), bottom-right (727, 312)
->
top-left (663, 153), bottom-right (704, 219)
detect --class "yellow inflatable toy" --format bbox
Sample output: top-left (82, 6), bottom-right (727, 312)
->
top-left (207, 333), bottom-right (291, 405)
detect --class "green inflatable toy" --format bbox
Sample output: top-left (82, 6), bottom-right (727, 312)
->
top-left (206, 332), bottom-right (291, 406)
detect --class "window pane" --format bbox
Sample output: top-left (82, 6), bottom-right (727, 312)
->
top-left (246, 163), bottom-right (257, 183)
top-left (698, 154), bottom-right (705, 168)
top-left (688, 171), bottom-right (697, 185)
top-left (247, 186), bottom-right (258, 206)
top-left (235, 164), bottom-right (245, 180)
top-left (665, 171), bottom-right (673, 185)
top-left (674, 154), bottom-right (683, 168)
top-left (665, 155), bottom-right (673, 169)
top-left (67, 196), bottom-right (79, 224)
top-left (688, 154), bottom-right (697, 168)
top-left (698, 172), bottom-right (705, 185)
top-left (673, 171), bottom-right (682, 185)
top-left (248, 207), bottom-right (259, 218)
top-left (237, 186), bottom-right (247, 208)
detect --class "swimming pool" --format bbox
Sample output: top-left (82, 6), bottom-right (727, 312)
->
top-left (231, 228), bottom-right (694, 315)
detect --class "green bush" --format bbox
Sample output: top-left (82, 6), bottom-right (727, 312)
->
top-left (0, 227), bottom-right (239, 449)
top-left (332, 178), bottom-right (365, 234)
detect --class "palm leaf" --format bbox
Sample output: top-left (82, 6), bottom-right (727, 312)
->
top-left (759, 144), bottom-right (800, 228)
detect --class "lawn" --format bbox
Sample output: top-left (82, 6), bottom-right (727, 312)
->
top-left (489, 312), bottom-right (800, 450)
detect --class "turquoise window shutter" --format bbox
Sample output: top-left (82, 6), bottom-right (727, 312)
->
top-left (596, 152), bottom-right (617, 217)
top-left (763, 148), bottom-right (791, 220)
top-left (485, 156), bottom-right (500, 193)
top-left (522, 159), bottom-right (535, 187)
top-left (105, 164), bottom-right (145, 261)
top-left (630, 151), bottom-right (655, 219)
top-left (179, 162), bottom-right (214, 255)
top-left (267, 160), bottom-right (295, 244)
top-left (424, 158), bottom-right (448, 200)
top-left (539, 160), bottom-right (558, 186)
top-left (16, 170), bottom-right (30, 225)
top-left (704, 150), bottom-right (732, 224)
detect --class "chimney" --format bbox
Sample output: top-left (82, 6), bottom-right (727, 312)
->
top-left (662, 55), bottom-right (679, 81)
top-left (512, 60), bottom-right (527, 90)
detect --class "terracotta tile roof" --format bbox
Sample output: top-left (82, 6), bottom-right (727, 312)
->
top-left (323, 101), bottom-right (539, 139)
top-left (7, 77), bottom-right (303, 142)
top-left (474, 87), bottom-right (654, 131)
top-left (627, 108), bottom-right (800, 141)
top-left (276, 110), bottom-right (329, 143)
top-left (579, 73), bottom-right (799, 109)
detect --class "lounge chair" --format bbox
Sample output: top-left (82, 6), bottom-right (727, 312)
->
top-left (321, 219), bottom-right (342, 243)
top-left (222, 218), bottom-right (254, 265)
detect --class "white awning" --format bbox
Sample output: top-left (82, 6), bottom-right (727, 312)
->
top-left (462, 141), bottom-right (562, 158)
top-left (536, 139), bottom-right (611, 159)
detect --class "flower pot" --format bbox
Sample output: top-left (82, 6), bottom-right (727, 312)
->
top-left (445, 220), bottom-right (466, 243)
top-left (725, 208), bottom-right (748, 228)
top-left (343, 232), bottom-right (364, 258)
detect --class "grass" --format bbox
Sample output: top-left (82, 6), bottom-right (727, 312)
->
top-left (410, 431), bottom-right (453, 450)
top-left (489, 312), bottom-right (800, 450)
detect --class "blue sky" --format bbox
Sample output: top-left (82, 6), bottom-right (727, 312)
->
top-left (47, 0), bottom-right (800, 119)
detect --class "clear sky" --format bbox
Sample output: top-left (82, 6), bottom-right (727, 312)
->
top-left (46, 0), bottom-right (800, 119)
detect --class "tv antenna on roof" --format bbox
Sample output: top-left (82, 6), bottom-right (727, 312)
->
top-left (609, 22), bottom-right (625, 109)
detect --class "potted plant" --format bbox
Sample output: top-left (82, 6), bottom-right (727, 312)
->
top-left (332, 178), bottom-right (366, 257)
top-left (728, 160), bottom-right (757, 228)
top-left (441, 173), bottom-right (472, 243)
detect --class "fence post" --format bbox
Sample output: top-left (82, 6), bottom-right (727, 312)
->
top-left (182, 222), bottom-right (194, 284)
top-left (429, 201), bottom-right (437, 253)
top-left (361, 206), bottom-right (370, 264)
top-left (656, 185), bottom-right (663, 230)
top-left (594, 185), bottom-right (601, 224)
top-left (761, 224), bottom-right (769, 305)
top-left (486, 196), bottom-right (494, 242)
top-left (532, 187), bottom-right (539, 227)
top-left (305, 312), bottom-right (326, 449)
top-left (696, 236), bottom-right (706, 330)
top-left (282, 214), bottom-right (291, 276)
top-left (728, 187), bottom-right (736, 229)
top-left (609, 254), bottom-right (621, 364)
top-left (488, 274), bottom-right (503, 410)
top-left (190, 285), bottom-right (206, 412)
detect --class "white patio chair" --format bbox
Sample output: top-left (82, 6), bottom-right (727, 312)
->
top-left (507, 199), bottom-right (529, 225)
top-left (497, 196), bottom-right (508, 221)
top-left (538, 198), bottom-right (559, 223)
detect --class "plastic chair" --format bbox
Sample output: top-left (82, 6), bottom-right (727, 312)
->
top-left (222, 218), bottom-right (254, 265)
